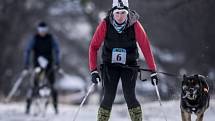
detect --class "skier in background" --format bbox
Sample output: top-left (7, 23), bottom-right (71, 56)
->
top-left (24, 21), bottom-right (60, 114)
top-left (88, 0), bottom-right (159, 120)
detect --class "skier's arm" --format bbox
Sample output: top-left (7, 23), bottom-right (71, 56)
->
top-left (24, 37), bottom-right (35, 68)
top-left (134, 21), bottom-right (156, 71)
top-left (89, 20), bottom-right (107, 71)
top-left (52, 37), bottom-right (60, 66)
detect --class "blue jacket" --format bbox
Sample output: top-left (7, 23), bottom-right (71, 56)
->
top-left (24, 33), bottom-right (60, 68)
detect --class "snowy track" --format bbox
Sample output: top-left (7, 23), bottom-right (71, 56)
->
top-left (0, 100), bottom-right (214, 121)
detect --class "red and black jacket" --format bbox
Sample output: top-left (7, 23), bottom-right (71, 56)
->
top-left (89, 10), bottom-right (156, 72)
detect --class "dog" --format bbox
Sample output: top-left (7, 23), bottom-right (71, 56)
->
top-left (180, 74), bottom-right (210, 121)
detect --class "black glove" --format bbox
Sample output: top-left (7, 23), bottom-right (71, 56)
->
top-left (91, 70), bottom-right (101, 84)
top-left (150, 72), bottom-right (158, 86)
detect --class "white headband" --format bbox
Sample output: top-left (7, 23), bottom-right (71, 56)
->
top-left (37, 27), bottom-right (48, 33)
top-left (113, 9), bottom-right (128, 15)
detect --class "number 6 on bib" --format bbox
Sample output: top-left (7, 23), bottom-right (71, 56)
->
top-left (111, 48), bottom-right (127, 64)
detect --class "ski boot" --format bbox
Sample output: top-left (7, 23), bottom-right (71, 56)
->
top-left (97, 107), bottom-right (111, 121)
top-left (128, 106), bottom-right (142, 121)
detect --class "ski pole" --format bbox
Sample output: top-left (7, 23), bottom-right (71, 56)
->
top-left (72, 82), bottom-right (98, 121)
top-left (5, 70), bottom-right (28, 102)
top-left (153, 79), bottom-right (168, 121)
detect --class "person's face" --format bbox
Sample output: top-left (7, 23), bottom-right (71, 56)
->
top-left (113, 10), bottom-right (128, 24)
top-left (38, 31), bottom-right (47, 37)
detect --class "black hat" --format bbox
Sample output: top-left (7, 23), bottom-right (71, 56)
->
top-left (112, 0), bottom-right (129, 10)
top-left (38, 21), bottom-right (47, 27)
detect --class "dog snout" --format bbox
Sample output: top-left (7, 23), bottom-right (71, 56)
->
top-left (189, 88), bottom-right (194, 92)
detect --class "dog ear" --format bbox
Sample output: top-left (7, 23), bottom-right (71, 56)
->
top-left (194, 74), bottom-right (199, 79)
top-left (198, 74), bottom-right (206, 80)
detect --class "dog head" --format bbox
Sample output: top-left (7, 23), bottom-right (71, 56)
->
top-left (182, 74), bottom-right (203, 100)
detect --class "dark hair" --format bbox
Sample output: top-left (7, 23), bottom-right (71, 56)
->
top-left (38, 21), bottom-right (47, 27)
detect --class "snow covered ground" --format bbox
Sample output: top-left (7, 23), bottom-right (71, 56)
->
top-left (0, 100), bottom-right (214, 121)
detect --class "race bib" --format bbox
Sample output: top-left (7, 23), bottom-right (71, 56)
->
top-left (111, 48), bottom-right (127, 64)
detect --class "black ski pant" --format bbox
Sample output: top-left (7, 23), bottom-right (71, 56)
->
top-left (100, 64), bottom-right (140, 110)
top-left (26, 67), bottom-right (58, 113)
